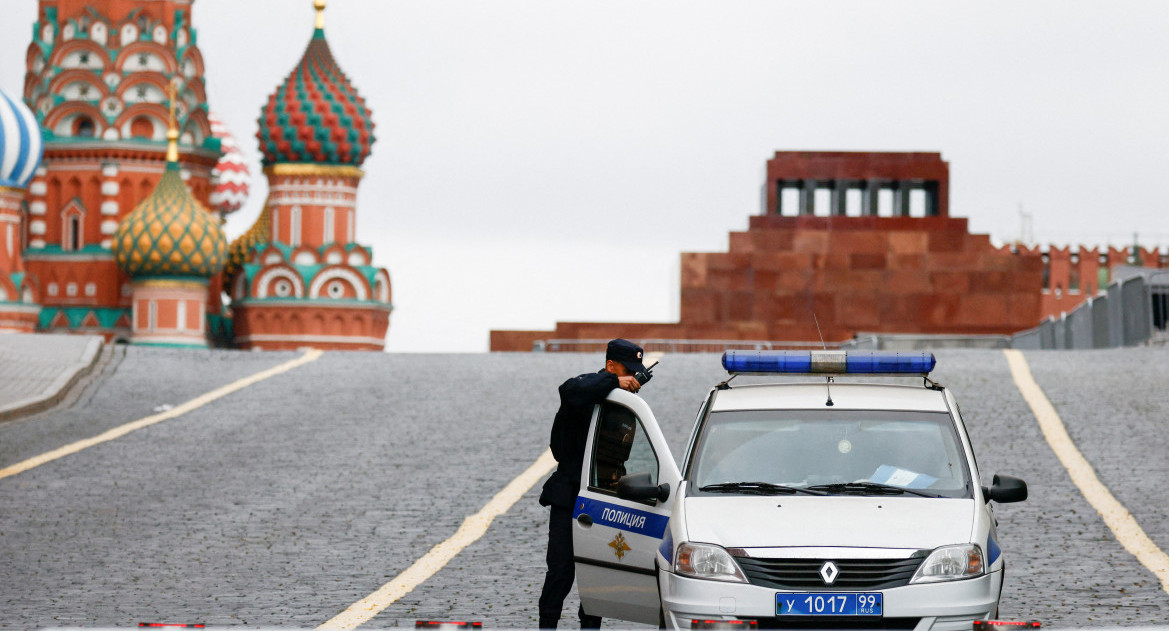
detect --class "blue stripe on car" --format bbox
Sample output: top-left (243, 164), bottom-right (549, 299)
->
top-left (574, 496), bottom-right (669, 539)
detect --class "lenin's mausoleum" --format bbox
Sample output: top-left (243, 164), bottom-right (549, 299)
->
top-left (491, 151), bottom-right (1167, 351)
top-left (0, 0), bottom-right (391, 350)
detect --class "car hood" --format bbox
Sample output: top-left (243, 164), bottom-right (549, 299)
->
top-left (684, 495), bottom-right (975, 550)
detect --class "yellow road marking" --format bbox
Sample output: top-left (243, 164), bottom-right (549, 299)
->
top-left (0, 349), bottom-right (324, 482)
top-left (319, 449), bottom-right (557, 630)
top-left (1003, 349), bottom-right (1169, 595)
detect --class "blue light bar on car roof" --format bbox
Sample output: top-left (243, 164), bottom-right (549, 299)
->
top-left (721, 350), bottom-right (936, 375)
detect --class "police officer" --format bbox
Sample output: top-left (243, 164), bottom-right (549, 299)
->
top-left (538, 338), bottom-right (649, 629)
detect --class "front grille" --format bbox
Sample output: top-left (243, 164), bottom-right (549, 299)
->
top-left (745, 617), bottom-right (921, 630)
top-left (733, 556), bottom-right (925, 590)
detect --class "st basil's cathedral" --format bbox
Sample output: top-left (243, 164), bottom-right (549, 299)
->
top-left (0, 0), bottom-right (392, 350)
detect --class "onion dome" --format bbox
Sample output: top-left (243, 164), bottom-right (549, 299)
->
top-left (0, 87), bottom-right (44, 190)
top-left (114, 162), bottom-right (228, 278)
top-left (256, 2), bottom-right (375, 167)
top-left (208, 112), bottom-right (251, 215)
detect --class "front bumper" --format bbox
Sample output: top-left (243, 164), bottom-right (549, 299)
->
top-left (660, 570), bottom-right (1001, 631)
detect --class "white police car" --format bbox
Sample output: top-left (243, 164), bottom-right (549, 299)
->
top-left (570, 350), bottom-right (1027, 630)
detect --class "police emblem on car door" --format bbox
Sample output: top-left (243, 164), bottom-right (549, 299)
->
top-left (573, 390), bottom-right (680, 626)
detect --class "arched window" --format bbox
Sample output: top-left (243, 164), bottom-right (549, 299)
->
top-left (130, 117), bottom-right (153, 139)
top-left (65, 214), bottom-right (82, 251)
top-left (74, 116), bottom-right (95, 138)
top-left (323, 207), bottom-right (334, 244)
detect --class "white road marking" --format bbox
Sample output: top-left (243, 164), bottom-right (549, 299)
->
top-left (318, 449), bottom-right (557, 630)
top-left (0, 349), bottom-right (324, 482)
top-left (1004, 349), bottom-right (1169, 595)
top-left (319, 351), bottom-right (666, 629)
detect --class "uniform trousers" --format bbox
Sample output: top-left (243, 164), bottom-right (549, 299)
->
top-left (538, 504), bottom-right (602, 629)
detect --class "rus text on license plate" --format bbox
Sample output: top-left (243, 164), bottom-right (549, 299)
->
top-left (776, 592), bottom-right (882, 616)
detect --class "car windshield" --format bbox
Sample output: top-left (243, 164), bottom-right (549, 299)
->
top-left (688, 409), bottom-right (972, 498)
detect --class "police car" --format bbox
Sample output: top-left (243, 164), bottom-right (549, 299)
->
top-left (570, 350), bottom-right (1028, 630)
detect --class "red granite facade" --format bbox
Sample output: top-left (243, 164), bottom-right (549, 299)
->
top-left (490, 151), bottom-right (1165, 351)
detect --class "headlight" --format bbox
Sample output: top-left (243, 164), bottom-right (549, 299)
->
top-left (674, 542), bottom-right (748, 583)
top-left (909, 544), bottom-right (984, 583)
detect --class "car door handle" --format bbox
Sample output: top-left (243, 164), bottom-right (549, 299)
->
top-left (577, 513), bottom-right (593, 526)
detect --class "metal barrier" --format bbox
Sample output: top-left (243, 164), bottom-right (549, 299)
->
top-left (1066, 298), bottom-right (1094, 349)
top-left (1011, 324), bottom-right (1043, 350)
top-left (1009, 274), bottom-right (1162, 350)
top-left (1091, 297), bottom-right (1109, 348)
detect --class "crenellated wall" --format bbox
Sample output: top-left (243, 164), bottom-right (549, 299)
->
top-left (1024, 244), bottom-right (1167, 320)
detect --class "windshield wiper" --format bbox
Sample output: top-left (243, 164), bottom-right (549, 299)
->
top-left (805, 482), bottom-right (942, 498)
top-left (699, 482), bottom-right (826, 496)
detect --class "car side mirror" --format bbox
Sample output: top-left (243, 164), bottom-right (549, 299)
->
top-left (617, 472), bottom-right (671, 503)
top-left (983, 474), bottom-right (1027, 504)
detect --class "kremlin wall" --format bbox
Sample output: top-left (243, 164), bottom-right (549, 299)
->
top-left (490, 151), bottom-right (1167, 351)
top-left (1, 3), bottom-right (1163, 352)
top-left (0, 0), bottom-right (391, 350)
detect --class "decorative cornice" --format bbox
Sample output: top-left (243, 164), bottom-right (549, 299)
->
top-left (130, 337), bottom-right (211, 348)
top-left (0, 303), bottom-right (42, 314)
top-left (264, 163), bottom-right (365, 179)
top-left (131, 278), bottom-right (210, 290)
top-left (234, 297), bottom-right (392, 311)
top-left (234, 333), bottom-right (386, 346)
top-left (44, 141), bottom-right (220, 166)
top-left (24, 251), bottom-right (116, 262)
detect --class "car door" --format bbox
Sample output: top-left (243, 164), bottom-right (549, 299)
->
top-left (573, 389), bottom-right (680, 625)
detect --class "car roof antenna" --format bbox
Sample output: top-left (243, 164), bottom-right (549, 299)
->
top-left (814, 314), bottom-right (834, 407)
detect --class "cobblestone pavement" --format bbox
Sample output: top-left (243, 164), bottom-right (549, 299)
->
top-left (1015, 349), bottom-right (1169, 623)
top-left (0, 348), bottom-right (1167, 628)
top-left (0, 333), bottom-right (102, 418)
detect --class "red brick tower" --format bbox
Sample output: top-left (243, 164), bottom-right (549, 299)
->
top-left (0, 85), bottom-right (45, 332)
top-left (22, 0), bottom-right (221, 341)
top-left (226, 0), bottom-right (392, 351)
top-left (112, 93), bottom-right (227, 347)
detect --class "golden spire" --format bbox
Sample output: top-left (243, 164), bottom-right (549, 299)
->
top-left (314, 0), bottom-right (327, 29)
top-left (165, 77), bottom-right (181, 163)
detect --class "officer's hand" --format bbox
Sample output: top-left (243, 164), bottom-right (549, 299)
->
top-left (618, 375), bottom-right (641, 392)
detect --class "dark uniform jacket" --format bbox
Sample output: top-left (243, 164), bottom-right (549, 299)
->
top-left (538, 370), bottom-right (619, 509)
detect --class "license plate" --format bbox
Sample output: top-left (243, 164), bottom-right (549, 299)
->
top-left (776, 592), bottom-right (882, 616)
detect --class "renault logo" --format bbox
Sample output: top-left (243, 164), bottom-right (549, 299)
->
top-left (819, 561), bottom-right (839, 585)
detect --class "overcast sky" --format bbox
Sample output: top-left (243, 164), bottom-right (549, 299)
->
top-left (3, 1), bottom-right (1167, 352)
